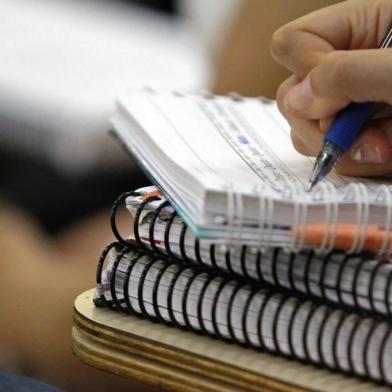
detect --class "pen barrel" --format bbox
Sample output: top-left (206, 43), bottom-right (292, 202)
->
top-left (324, 102), bottom-right (374, 152)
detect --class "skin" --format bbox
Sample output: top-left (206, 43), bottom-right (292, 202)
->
top-left (271, 0), bottom-right (392, 177)
top-left (0, 203), bottom-right (157, 392)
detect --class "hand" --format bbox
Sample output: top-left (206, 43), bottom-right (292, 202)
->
top-left (271, 0), bottom-right (392, 177)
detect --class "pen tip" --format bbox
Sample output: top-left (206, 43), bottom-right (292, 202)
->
top-left (306, 181), bottom-right (315, 193)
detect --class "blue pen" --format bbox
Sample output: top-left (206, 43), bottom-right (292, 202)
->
top-left (307, 25), bottom-right (392, 191)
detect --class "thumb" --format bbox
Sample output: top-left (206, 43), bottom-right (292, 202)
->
top-left (283, 49), bottom-right (392, 119)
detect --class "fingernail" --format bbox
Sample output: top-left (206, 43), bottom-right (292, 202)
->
top-left (350, 143), bottom-right (382, 163)
top-left (284, 76), bottom-right (314, 112)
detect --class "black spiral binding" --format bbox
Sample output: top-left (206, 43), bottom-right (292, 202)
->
top-left (224, 249), bottom-right (236, 275)
top-left (241, 287), bottom-right (259, 348)
top-left (368, 262), bottom-right (384, 314)
top-left (179, 223), bottom-right (192, 264)
top-left (107, 192), bottom-right (392, 383)
top-left (211, 277), bottom-right (233, 341)
top-left (194, 239), bottom-right (205, 267)
top-left (209, 245), bottom-right (220, 271)
top-left (302, 303), bottom-right (318, 363)
top-left (332, 311), bottom-right (347, 373)
top-left (287, 251), bottom-right (297, 291)
top-left (272, 293), bottom-right (290, 356)
top-left (379, 328), bottom-right (392, 383)
top-left (152, 261), bottom-right (175, 323)
top-left (110, 246), bottom-right (131, 310)
top-left (255, 251), bottom-right (264, 283)
top-left (316, 305), bottom-right (332, 370)
top-left (123, 252), bottom-right (145, 315)
top-left (182, 268), bottom-right (204, 333)
top-left (110, 192), bottom-right (392, 320)
top-left (94, 242), bottom-right (121, 308)
top-left (303, 250), bottom-right (316, 296)
top-left (335, 254), bottom-right (352, 306)
top-left (318, 250), bottom-right (338, 302)
top-left (137, 256), bottom-right (161, 320)
top-left (164, 210), bottom-right (177, 259)
top-left (256, 291), bottom-right (276, 354)
top-left (149, 200), bottom-right (170, 255)
top-left (363, 319), bottom-right (377, 378)
top-left (96, 242), bottom-right (392, 386)
top-left (167, 264), bottom-right (190, 328)
top-left (271, 248), bottom-right (281, 289)
top-left (134, 196), bottom-right (161, 249)
top-left (227, 282), bottom-right (244, 343)
top-left (385, 269), bottom-right (392, 317)
top-left (347, 316), bottom-right (363, 376)
top-left (108, 191), bottom-right (149, 247)
top-left (110, 191), bottom-right (141, 246)
top-left (197, 273), bottom-right (219, 336)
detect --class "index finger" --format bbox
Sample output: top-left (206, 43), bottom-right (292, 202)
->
top-left (270, 0), bottom-right (392, 78)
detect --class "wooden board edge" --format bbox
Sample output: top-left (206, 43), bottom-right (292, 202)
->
top-left (72, 326), bottom-right (229, 392)
top-left (73, 305), bottom-right (308, 392)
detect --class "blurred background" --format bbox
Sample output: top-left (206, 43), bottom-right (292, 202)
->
top-left (0, 0), bottom-right (338, 391)
top-left (0, 0), bottom-right (236, 231)
top-left (0, 1), bottom-right (240, 390)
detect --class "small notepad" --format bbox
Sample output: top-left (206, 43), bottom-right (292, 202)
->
top-left (111, 90), bottom-right (392, 253)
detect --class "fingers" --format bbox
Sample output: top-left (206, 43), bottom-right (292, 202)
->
top-left (336, 159), bottom-right (392, 177)
top-left (290, 123), bottom-right (323, 157)
top-left (290, 120), bottom-right (392, 176)
top-left (278, 74), bottom-right (392, 176)
top-left (290, 129), bottom-right (314, 157)
top-left (277, 75), bottom-right (324, 156)
top-left (272, 0), bottom-right (392, 178)
top-left (284, 50), bottom-right (392, 119)
top-left (344, 126), bottom-right (391, 163)
top-left (271, 0), bottom-right (392, 78)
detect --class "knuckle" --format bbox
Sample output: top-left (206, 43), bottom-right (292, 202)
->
top-left (334, 164), bottom-right (350, 176)
top-left (276, 83), bottom-right (287, 114)
top-left (290, 129), bottom-right (309, 156)
top-left (334, 164), bottom-right (360, 177)
top-left (323, 51), bottom-right (351, 86)
top-left (270, 25), bottom-right (295, 61)
top-left (276, 76), bottom-right (297, 116)
top-left (336, 161), bottom-right (390, 177)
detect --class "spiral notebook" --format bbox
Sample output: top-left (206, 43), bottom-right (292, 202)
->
top-left (95, 242), bottom-right (392, 386)
top-left (110, 186), bottom-right (392, 318)
top-left (111, 90), bottom-right (392, 254)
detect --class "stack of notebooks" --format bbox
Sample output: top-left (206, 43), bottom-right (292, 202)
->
top-left (94, 90), bottom-right (392, 386)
